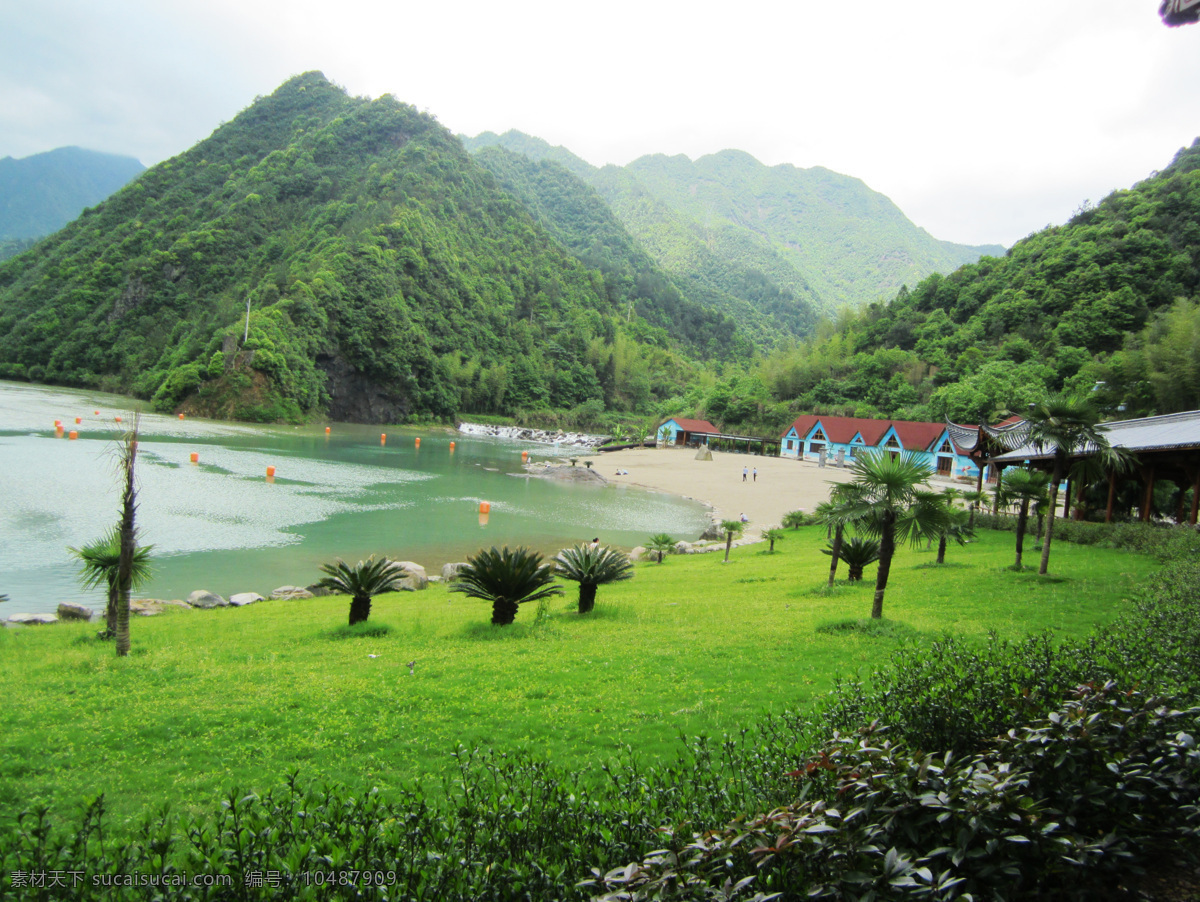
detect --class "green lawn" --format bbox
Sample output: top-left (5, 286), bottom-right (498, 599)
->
top-left (0, 527), bottom-right (1159, 825)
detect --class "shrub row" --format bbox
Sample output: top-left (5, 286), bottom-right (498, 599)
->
top-left (974, 512), bottom-right (1200, 562)
top-left (4, 564), bottom-right (1200, 900)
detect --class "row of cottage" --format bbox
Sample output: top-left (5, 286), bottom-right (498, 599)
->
top-left (661, 415), bottom-right (986, 480)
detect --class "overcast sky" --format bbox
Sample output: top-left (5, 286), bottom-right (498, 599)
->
top-left (3, 0), bottom-right (1199, 247)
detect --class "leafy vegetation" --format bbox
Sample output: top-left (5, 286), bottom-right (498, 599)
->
top-left (315, 556), bottom-right (410, 625)
top-left (554, 543), bottom-right (634, 613)
top-left (449, 545), bottom-right (562, 625)
top-left (753, 138), bottom-right (1200, 422)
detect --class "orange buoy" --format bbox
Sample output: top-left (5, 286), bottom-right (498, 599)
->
top-left (179, 413), bottom-right (185, 420)
top-left (479, 501), bottom-right (490, 514)
top-left (190, 452), bottom-right (199, 463)
top-left (381, 433), bottom-right (387, 445)
top-left (415, 437), bottom-right (420, 448)
top-left (115, 416), bottom-right (122, 423)
top-left (94, 410), bottom-right (99, 415)
top-left (449, 441), bottom-right (455, 451)
top-left (54, 419), bottom-right (62, 427)
top-left (325, 426), bottom-right (331, 434)
top-left (68, 430), bottom-right (78, 440)
top-left (521, 450), bottom-right (529, 461)
top-left (75, 416), bottom-right (81, 424)
top-left (266, 465), bottom-right (276, 478)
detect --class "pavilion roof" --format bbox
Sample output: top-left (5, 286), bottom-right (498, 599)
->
top-left (991, 409), bottom-right (1200, 463)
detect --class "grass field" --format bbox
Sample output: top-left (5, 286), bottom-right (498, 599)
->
top-left (0, 526), bottom-right (1160, 827)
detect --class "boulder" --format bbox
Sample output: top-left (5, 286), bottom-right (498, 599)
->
top-left (7, 613), bottom-right (58, 625)
top-left (629, 546), bottom-right (647, 562)
top-left (229, 593), bottom-right (264, 607)
top-left (442, 562), bottom-right (469, 581)
top-left (188, 590), bottom-right (228, 609)
top-left (392, 561), bottom-right (427, 591)
top-left (699, 523), bottom-right (724, 541)
top-left (130, 600), bottom-right (163, 616)
top-left (57, 602), bottom-right (95, 621)
top-left (675, 541), bottom-right (694, 554)
top-left (305, 584), bottom-right (334, 597)
top-left (269, 586), bottom-right (313, 600)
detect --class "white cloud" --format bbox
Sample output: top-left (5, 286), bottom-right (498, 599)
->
top-left (2, 0), bottom-right (1199, 245)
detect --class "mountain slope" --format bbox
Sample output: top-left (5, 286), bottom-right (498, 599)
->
top-left (755, 138), bottom-right (1200, 422)
top-left (0, 146), bottom-right (144, 253)
top-left (463, 131), bottom-right (1003, 333)
top-left (0, 73), bottom-right (699, 423)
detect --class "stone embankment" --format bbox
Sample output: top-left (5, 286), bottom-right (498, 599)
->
top-left (457, 422), bottom-right (610, 448)
top-left (4, 561), bottom-right (446, 627)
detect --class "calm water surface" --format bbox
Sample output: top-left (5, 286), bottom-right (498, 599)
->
top-left (0, 382), bottom-right (712, 616)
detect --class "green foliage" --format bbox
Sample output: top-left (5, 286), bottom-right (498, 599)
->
top-left (68, 526), bottom-right (153, 638)
top-left (821, 534), bottom-right (880, 580)
top-left (554, 543), bottom-right (634, 613)
top-left (449, 546), bottom-right (562, 625)
top-left (645, 533), bottom-right (677, 563)
top-left (0, 74), bottom-right (706, 423)
top-left (759, 527), bottom-right (785, 553)
top-left (315, 556), bottom-right (410, 625)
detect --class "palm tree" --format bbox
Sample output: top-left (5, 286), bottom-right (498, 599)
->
top-left (961, 488), bottom-right (991, 529)
top-left (316, 556), bottom-right (410, 625)
top-left (996, 468), bottom-right (1050, 570)
top-left (720, 519), bottom-right (745, 563)
top-left (450, 546), bottom-right (562, 626)
top-left (69, 526), bottom-right (154, 638)
top-left (555, 544), bottom-right (634, 613)
top-left (812, 483), bottom-right (868, 587)
top-left (1023, 394), bottom-right (1115, 575)
top-left (782, 510), bottom-right (807, 529)
top-left (821, 535), bottom-right (880, 581)
top-left (645, 533), bottom-right (676, 563)
top-left (850, 451), bottom-right (950, 619)
top-left (927, 489), bottom-right (974, 564)
top-left (761, 527), bottom-right (786, 553)
top-left (114, 417), bottom-right (142, 656)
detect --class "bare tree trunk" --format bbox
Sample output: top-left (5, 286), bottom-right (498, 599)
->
top-left (115, 416), bottom-right (139, 657)
top-left (1039, 460), bottom-right (1063, 576)
top-left (1014, 500), bottom-right (1030, 569)
top-left (724, 532), bottom-right (733, 563)
top-left (872, 514), bottom-right (895, 619)
top-left (827, 525), bottom-right (844, 587)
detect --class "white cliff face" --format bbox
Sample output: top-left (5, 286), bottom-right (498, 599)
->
top-left (457, 422), bottom-right (610, 448)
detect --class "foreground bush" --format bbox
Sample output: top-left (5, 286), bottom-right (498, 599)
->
top-left (4, 564), bottom-right (1200, 900)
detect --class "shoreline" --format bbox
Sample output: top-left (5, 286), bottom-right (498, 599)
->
top-left (580, 446), bottom-right (857, 531)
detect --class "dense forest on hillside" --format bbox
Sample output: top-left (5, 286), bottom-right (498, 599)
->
top-left (0, 74), bottom-right (707, 423)
top-left (464, 131), bottom-right (1002, 343)
top-left (746, 139), bottom-right (1200, 426)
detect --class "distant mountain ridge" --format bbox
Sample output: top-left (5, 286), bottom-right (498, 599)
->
top-left (463, 131), bottom-right (1004, 323)
top-left (0, 146), bottom-right (144, 246)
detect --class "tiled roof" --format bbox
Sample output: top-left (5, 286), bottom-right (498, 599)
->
top-left (992, 409), bottom-right (1200, 462)
top-left (668, 417), bottom-right (719, 434)
top-left (784, 415), bottom-right (968, 454)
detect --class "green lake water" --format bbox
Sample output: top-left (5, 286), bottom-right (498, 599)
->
top-left (0, 381), bottom-right (713, 617)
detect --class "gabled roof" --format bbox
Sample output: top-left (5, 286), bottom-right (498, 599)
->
top-left (890, 421), bottom-right (949, 452)
top-left (667, 417), bottom-right (719, 434)
top-left (784, 415), bottom-right (820, 439)
top-left (783, 415), bottom-right (967, 453)
top-left (947, 418), bottom-right (1029, 455)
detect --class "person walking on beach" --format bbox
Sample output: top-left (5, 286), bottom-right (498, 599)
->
top-left (752, 467), bottom-right (757, 482)
top-left (742, 466), bottom-right (748, 482)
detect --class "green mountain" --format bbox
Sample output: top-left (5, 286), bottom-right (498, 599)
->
top-left (463, 131), bottom-right (1003, 336)
top-left (755, 139), bottom-right (1200, 423)
top-left (0, 73), bottom-right (703, 423)
top-left (0, 147), bottom-right (144, 252)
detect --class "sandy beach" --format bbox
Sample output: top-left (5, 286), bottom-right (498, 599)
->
top-left (581, 445), bottom-right (857, 531)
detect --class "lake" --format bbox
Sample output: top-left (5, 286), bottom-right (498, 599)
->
top-left (0, 381), bottom-right (712, 617)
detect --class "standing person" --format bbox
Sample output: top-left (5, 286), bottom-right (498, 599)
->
top-left (742, 466), bottom-right (748, 482)
top-left (591, 537), bottom-right (600, 550)
top-left (752, 467), bottom-right (757, 482)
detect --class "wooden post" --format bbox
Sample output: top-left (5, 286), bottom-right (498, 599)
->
top-left (1190, 470), bottom-right (1199, 525)
top-left (992, 464), bottom-right (1005, 514)
top-left (1062, 475), bottom-right (1072, 517)
top-left (1141, 465), bottom-right (1156, 522)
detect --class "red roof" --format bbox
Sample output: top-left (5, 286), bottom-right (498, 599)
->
top-left (783, 416), bottom-right (963, 453)
top-left (669, 417), bottom-right (719, 434)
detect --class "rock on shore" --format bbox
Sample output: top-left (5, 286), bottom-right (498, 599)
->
top-left (458, 422), bottom-right (610, 448)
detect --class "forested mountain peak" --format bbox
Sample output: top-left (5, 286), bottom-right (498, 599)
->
top-left (0, 74), bottom-right (707, 423)
top-left (466, 130), bottom-right (1004, 331)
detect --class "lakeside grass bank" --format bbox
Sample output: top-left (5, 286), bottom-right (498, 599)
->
top-left (0, 527), bottom-right (1156, 827)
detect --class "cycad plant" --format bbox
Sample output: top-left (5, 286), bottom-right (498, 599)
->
top-left (997, 468), bottom-right (1050, 570)
top-left (316, 556), bottom-right (410, 625)
top-left (450, 546), bottom-right (562, 626)
top-left (645, 533), bottom-right (676, 564)
top-left (69, 525), bottom-right (154, 639)
top-left (555, 544), bottom-right (634, 613)
top-left (821, 535), bottom-right (880, 581)
top-left (782, 510), bottom-right (807, 529)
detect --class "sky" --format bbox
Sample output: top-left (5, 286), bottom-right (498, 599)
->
top-left (2, 0), bottom-right (1199, 247)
